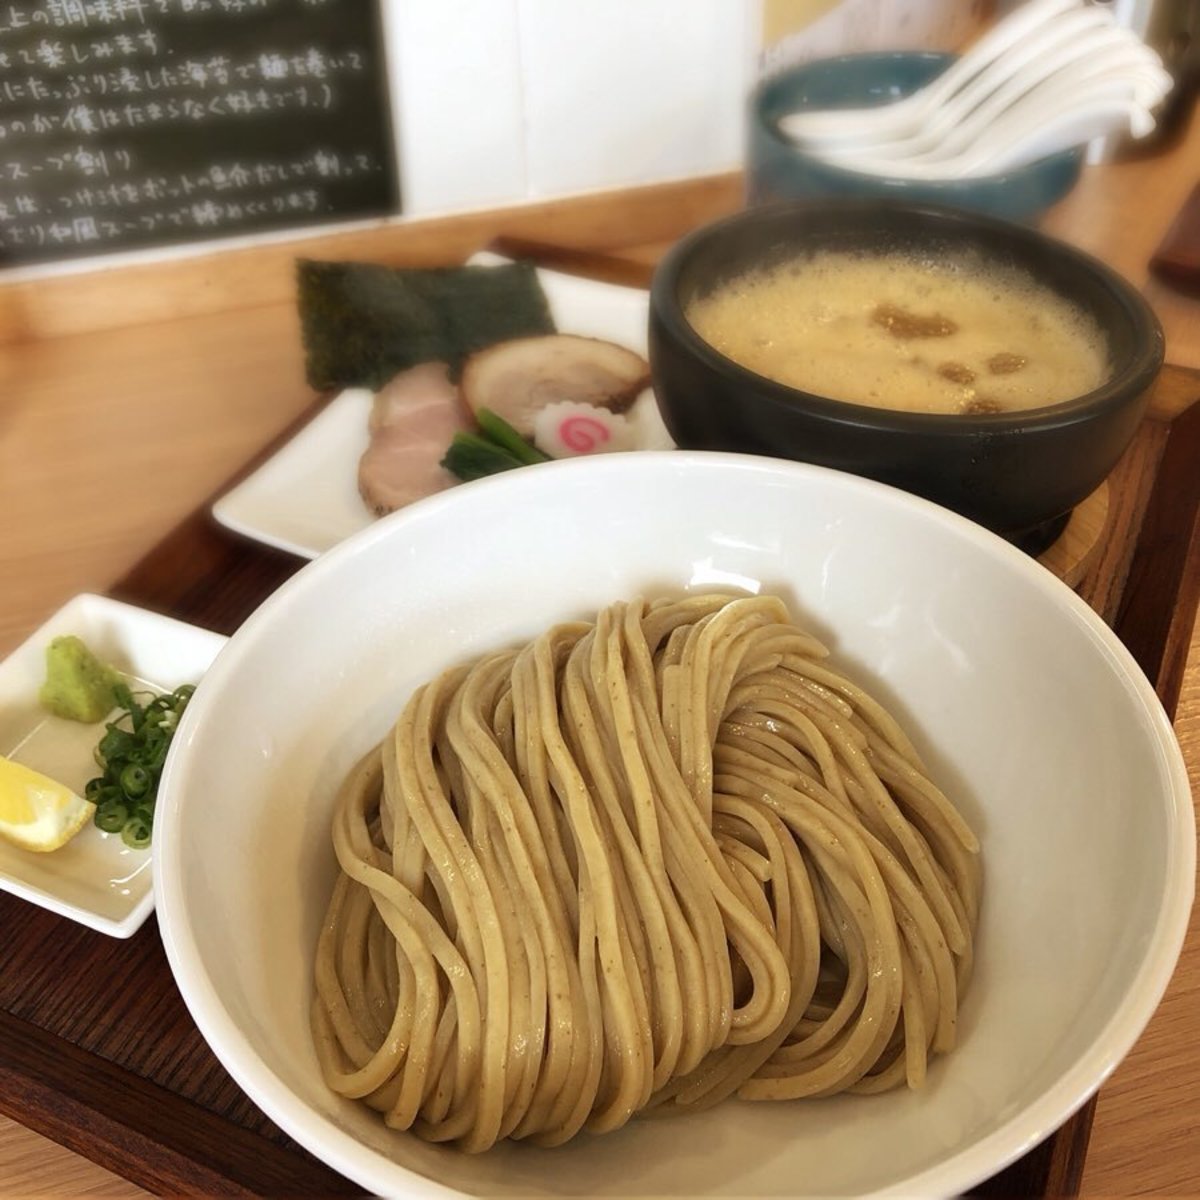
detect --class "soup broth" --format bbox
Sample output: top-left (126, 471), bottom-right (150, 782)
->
top-left (685, 250), bottom-right (1109, 415)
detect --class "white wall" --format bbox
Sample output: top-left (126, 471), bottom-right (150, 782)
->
top-left (382, 0), bottom-right (757, 216)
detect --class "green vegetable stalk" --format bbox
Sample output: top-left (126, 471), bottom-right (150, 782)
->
top-left (441, 407), bottom-right (550, 482)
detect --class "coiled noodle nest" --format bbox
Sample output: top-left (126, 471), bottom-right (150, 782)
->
top-left (312, 593), bottom-right (981, 1152)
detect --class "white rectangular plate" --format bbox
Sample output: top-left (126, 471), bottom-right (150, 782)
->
top-left (212, 259), bottom-right (653, 560)
top-left (0, 594), bottom-right (226, 938)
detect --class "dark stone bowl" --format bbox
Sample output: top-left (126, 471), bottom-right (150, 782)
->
top-left (648, 200), bottom-right (1164, 553)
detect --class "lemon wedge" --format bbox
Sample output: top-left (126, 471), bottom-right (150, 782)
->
top-left (0, 758), bottom-right (95, 853)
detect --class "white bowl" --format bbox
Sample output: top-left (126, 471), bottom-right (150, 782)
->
top-left (155, 452), bottom-right (1194, 1199)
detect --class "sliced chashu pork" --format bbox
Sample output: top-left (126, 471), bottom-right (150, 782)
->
top-left (459, 334), bottom-right (650, 437)
top-left (357, 361), bottom-right (472, 516)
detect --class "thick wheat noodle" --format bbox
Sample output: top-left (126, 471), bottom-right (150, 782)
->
top-left (312, 594), bottom-right (981, 1151)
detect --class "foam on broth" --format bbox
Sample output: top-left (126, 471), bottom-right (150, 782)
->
top-left (685, 249), bottom-right (1109, 415)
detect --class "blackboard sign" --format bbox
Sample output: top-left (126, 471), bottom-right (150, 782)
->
top-left (0, 0), bottom-right (399, 268)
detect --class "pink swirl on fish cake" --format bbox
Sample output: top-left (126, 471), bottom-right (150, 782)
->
top-left (559, 414), bottom-right (612, 453)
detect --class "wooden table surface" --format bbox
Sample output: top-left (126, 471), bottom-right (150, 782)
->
top-left (1, 110), bottom-right (1198, 1196)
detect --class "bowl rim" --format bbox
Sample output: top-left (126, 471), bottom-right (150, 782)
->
top-left (750, 50), bottom-right (1087, 189)
top-left (153, 452), bottom-right (1195, 1199)
top-left (649, 199), bottom-right (1165, 434)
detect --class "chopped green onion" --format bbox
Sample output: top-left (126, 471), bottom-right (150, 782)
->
top-left (121, 816), bottom-right (152, 851)
top-left (87, 681), bottom-right (194, 850)
top-left (98, 727), bottom-right (136, 761)
top-left (119, 763), bottom-right (151, 798)
top-left (95, 800), bottom-right (129, 834)
top-left (112, 682), bottom-right (142, 727)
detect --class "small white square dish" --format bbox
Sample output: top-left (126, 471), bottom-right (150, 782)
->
top-left (211, 259), bottom-right (654, 560)
top-left (0, 594), bottom-right (226, 938)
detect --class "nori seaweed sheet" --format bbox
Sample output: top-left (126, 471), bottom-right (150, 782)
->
top-left (297, 259), bottom-right (557, 390)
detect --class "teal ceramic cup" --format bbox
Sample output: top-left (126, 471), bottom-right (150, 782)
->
top-left (748, 52), bottom-right (1085, 222)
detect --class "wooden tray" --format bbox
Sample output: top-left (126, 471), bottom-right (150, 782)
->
top-left (1, 354), bottom-right (1197, 1197)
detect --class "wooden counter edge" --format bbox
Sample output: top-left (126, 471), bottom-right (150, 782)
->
top-left (0, 174), bottom-right (742, 345)
top-left (0, 1011), bottom-right (358, 1197)
top-left (1117, 385), bottom-right (1200, 710)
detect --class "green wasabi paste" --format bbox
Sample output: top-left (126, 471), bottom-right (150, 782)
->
top-left (39, 635), bottom-right (121, 723)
